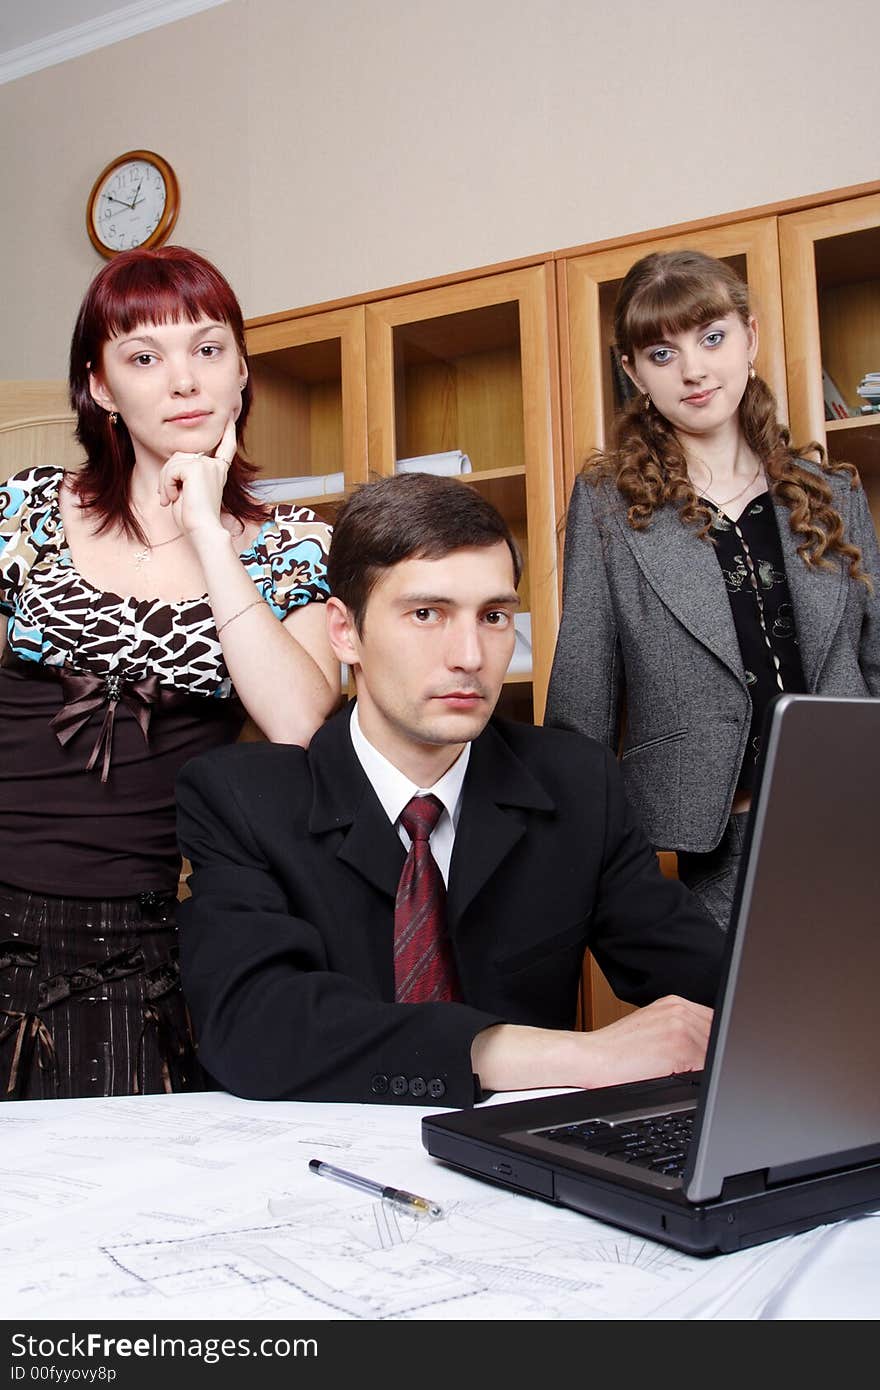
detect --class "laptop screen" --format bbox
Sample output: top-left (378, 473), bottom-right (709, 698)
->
top-left (685, 694), bottom-right (880, 1202)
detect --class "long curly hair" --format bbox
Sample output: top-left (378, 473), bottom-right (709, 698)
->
top-left (69, 245), bottom-right (267, 546)
top-left (587, 250), bottom-right (868, 584)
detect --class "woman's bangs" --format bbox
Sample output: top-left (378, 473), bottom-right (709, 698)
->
top-left (627, 279), bottom-right (735, 351)
top-left (100, 263), bottom-right (233, 341)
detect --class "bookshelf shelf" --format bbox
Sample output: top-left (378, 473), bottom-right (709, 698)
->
top-left (244, 268), bottom-right (560, 722)
top-left (780, 193), bottom-right (880, 456)
top-left (825, 414), bottom-right (880, 433)
top-left (246, 305), bottom-right (368, 491)
top-left (271, 491), bottom-right (346, 511)
top-left (825, 417), bottom-right (880, 515)
top-left (365, 266), bottom-right (562, 719)
top-left (460, 464), bottom-right (525, 483)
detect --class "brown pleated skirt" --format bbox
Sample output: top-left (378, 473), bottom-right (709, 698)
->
top-left (0, 880), bottom-right (210, 1100)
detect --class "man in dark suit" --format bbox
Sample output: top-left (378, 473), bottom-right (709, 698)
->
top-left (177, 473), bottom-right (724, 1107)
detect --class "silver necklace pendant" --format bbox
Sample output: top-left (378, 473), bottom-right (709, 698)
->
top-left (132, 531), bottom-right (184, 569)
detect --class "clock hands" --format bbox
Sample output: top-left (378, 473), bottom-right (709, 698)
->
top-left (103, 179), bottom-right (145, 213)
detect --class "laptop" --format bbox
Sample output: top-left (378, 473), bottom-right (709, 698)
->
top-left (422, 694), bottom-right (880, 1256)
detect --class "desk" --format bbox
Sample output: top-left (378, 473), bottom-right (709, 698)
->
top-left (2, 1089), bottom-right (877, 1321)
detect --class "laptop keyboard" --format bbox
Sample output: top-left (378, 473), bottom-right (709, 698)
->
top-left (538, 1110), bottom-right (696, 1178)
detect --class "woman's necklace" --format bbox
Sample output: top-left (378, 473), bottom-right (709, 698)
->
top-left (131, 511), bottom-right (186, 570)
top-left (133, 533), bottom-right (185, 570)
top-left (692, 459), bottom-right (763, 512)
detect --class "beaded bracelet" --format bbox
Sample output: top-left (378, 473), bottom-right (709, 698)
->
top-left (216, 597), bottom-right (263, 638)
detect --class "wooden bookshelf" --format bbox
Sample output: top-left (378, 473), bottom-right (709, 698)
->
top-left (779, 192), bottom-right (880, 526)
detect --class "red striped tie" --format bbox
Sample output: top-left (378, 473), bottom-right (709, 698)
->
top-left (393, 795), bottom-right (461, 1003)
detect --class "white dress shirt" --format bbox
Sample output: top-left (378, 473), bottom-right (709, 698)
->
top-left (349, 703), bottom-right (470, 885)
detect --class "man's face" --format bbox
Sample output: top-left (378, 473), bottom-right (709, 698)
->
top-left (328, 542), bottom-right (519, 774)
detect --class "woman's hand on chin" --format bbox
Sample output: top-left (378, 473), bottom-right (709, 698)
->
top-left (158, 412), bottom-right (237, 543)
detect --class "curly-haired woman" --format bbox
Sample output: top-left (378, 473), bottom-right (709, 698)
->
top-left (546, 249), bottom-right (880, 928)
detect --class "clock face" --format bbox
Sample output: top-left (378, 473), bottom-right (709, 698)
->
top-left (88, 153), bottom-right (179, 256)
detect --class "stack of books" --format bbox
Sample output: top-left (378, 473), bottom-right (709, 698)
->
top-left (856, 372), bottom-right (880, 413)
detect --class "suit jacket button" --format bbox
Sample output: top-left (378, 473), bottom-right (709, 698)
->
top-left (370, 1074), bottom-right (389, 1095)
top-left (390, 1074), bottom-right (408, 1096)
top-left (408, 1076), bottom-right (427, 1098)
top-left (427, 1078), bottom-right (446, 1099)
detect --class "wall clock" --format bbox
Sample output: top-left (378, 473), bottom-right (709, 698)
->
top-left (86, 150), bottom-right (180, 258)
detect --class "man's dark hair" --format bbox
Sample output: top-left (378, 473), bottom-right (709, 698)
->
top-left (327, 472), bottom-right (523, 633)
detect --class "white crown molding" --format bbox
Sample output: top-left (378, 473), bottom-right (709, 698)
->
top-left (0, 0), bottom-right (231, 86)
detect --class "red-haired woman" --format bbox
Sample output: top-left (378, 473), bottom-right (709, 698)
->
top-left (0, 246), bottom-right (339, 1098)
top-left (546, 250), bottom-right (880, 929)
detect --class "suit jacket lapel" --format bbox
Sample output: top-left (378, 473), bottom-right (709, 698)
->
top-left (446, 722), bottom-right (554, 927)
top-left (612, 499), bottom-right (745, 679)
top-left (308, 706), bottom-right (405, 899)
top-left (307, 710), bottom-right (557, 917)
top-left (773, 490), bottom-right (847, 689)
top-left (612, 479), bottom-right (849, 690)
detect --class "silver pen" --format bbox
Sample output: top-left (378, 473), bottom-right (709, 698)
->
top-left (309, 1158), bottom-right (442, 1218)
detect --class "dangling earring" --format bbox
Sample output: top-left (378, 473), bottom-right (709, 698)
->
top-left (643, 394), bottom-right (652, 411)
top-left (748, 362), bottom-right (756, 381)
top-left (109, 410), bottom-right (118, 426)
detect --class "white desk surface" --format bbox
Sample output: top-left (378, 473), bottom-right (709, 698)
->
top-left (2, 1088), bottom-right (877, 1321)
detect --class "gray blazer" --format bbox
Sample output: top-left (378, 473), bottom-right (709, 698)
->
top-left (545, 464), bottom-right (880, 854)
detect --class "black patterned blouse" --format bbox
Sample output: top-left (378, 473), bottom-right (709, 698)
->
top-left (708, 492), bottom-right (807, 792)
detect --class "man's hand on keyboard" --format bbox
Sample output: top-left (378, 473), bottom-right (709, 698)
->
top-left (471, 996), bottom-right (713, 1093)
top-left (571, 995), bottom-right (713, 1090)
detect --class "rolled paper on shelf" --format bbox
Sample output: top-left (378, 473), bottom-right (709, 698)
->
top-left (318, 472), bottom-right (345, 494)
top-left (251, 472), bottom-right (344, 501)
top-left (395, 451), bottom-right (473, 476)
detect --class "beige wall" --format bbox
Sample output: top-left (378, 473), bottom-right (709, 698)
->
top-left (1, 0), bottom-right (878, 378)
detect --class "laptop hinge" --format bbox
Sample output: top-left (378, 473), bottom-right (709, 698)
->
top-left (719, 1168), bottom-right (767, 1200)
